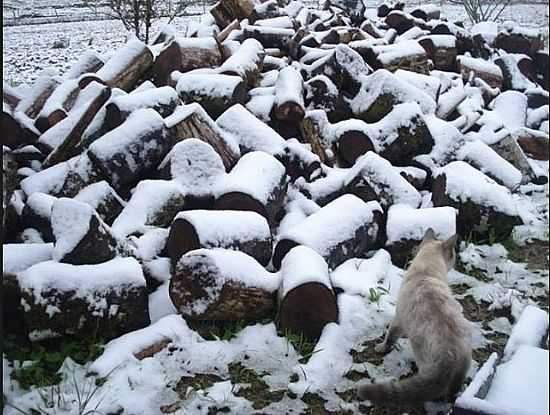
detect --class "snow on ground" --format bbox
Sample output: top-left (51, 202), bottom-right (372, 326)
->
top-left (4, 181), bottom-right (548, 415)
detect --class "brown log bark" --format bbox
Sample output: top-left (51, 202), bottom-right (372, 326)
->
top-left (34, 80), bottom-right (81, 133)
top-left (278, 245), bottom-right (338, 341)
top-left (418, 35), bottom-right (457, 72)
top-left (458, 56), bottom-right (503, 89)
top-left (152, 38), bottom-right (223, 87)
top-left (273, 195), bottom-right (383, 269)
top-left (18, 75), bottom-right (61, 119)
top-left (242, 26), bottom-right (295, 50)
top-left (169, 249), bottom-right (277, 320)
top-left (216, 19), bottom-right (241, 43)
top-left (494, 29), bottom-right (544, 57)
top-left (211, 0), bottom-right (255, 28)
top-left (42, 85), bottom-right (112, 168)
top-left (93, 40), bottom-right (154, 91)
top-left (105, 86), bottom-right (180, 130)
top-left (3, 83), bottom-right (22, 110)
top-left (273, 66), bottom-right (305, 122)
top-left (515, 129), bottom-right (549, 161)
top-left (64, 51), bottom-right (105, 80)
top-left (176, 73), bottom-right (248, 119)
top-left (219, 38), bottom-right (265, 87)
top-left (165, 104), bottom-right (239, 171)
top-left (167, 210), bottom-right (272, 268)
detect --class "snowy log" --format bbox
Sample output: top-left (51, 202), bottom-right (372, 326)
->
top-left (432, 161), bottom-right (522, 239)
top-left (214, 151), bottom-right (288, 228)
top-left (88, 108), bottom-right (168, 193)
top-left (349, 69), bottom-right (436, 123)
top-left (152, 37), bottom-right (223, 86)
top-left (74, 181), bottom-right (125, 226)
top-left (211, 0), bottom-right (255, 29)
top-left (385, 11), bottom-right (428, 35)
top-left (243, 26), bottom-right (295, 50)
top-left (3, 82), bottom-right (22, 110)
top-left (165, 104), bottom-right (240, 171)
top-left (111, 180), bottom-right (186, 238)
top-left (34, 79), bottom-right (80, 132)
top-left (418, 35), bottom-right (457, 72)
top-left (42, 83), bottom-right (112, 168)
top-left (534, 51), bottom-right (549, 90)
top-left (304, 75), bottom-right (340, 116)
top-left (63, 50), bottom-right (105, 80)
top-left (278, 246), bottom-right (338, 340)
top-left (489, 133), bottom-right (548, 184)
top-left (410, 4), bottom-right (440, 21)
top-left (495, 54), bottom-right (537, 92)
top-left (16, 74), bottom-right (61, 119)
top-left (2, 243), bottom-right (53, 335)
top-left (175, 73), bottom-right (247, 119)
top-left (105, 86), bottom-right (180, 130)
top-left (458, 56), bottom-right (503, 89)
top-left (21, 193), bottom-right (57, 242)
top-left (273, 66), bottom-right (305, 122)
top-left (19, 257), bottom-right (149, 341)
top-left (385, 204), bottom-right (456, 267)
top-left (219, 38), bottom-right (265, 87)
top-left (515, 128), bottom-right (549, 161)
top-left (2, 106), bottom-right (39, 149)
top-left (367, 40), bottom-right (430, 74)
top-left (51, 198), bottom-right (120, 265)
top-left (494, 27), bottom-right (544, 57)
top-left (167, 210), bottom-right (272, 268)
top-left (456, 140), bottom-right (522, 190)
top-left (169, 248), bottom-right (279, 320)
top-left (279, 139), bottom-right (323, 182)
top-left (89, 39), bottom-right (153, 91)
top-left (344, 151), bottom-right (422, 209)
top-left (2, 151), bottom-right (18, 238)
top-left (273, 194), bottom-right (383, 269)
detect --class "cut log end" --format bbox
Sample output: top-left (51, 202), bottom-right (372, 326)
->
top-left (279, 282), bottom-right (338, 340)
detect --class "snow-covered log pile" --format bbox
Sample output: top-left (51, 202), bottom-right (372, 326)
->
top-left (2, 0), bottom-right (549, 346)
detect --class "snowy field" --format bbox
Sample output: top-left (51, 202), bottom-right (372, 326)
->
top-left (2, 1), bottom-right (550, 414)
top-left (3, 3), bottom-right (549, 86)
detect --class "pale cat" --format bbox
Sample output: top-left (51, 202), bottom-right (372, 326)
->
top-left (357, 229), bottom-right (472, 403)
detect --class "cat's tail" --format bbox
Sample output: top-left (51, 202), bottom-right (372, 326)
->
top-left (357, 365), bottom-right (449, 403)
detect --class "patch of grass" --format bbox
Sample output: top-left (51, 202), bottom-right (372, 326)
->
top-left (473, 332), bottom-right (508, 364)
top-left (367, 287), bottom-right (390, 308)
top-left (282, 329), bottom-right (319, 364)
top-left (187, 320), bottom-right (249, 342)
top-left (504, 238), bottom-right (549, 271)
top-left (351, 340), bottom-right (385, 365)
top-left (228, 362), bottom-right (284, 409)
top-left (175, 373), bottom-right (223, 395)
top-left (3, 335), bottom-right (104, 390)
top-left (455, 260), bottom-right (492, 283)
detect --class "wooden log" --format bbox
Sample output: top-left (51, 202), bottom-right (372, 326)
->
top-left (250, 0), bottom-right (285, 23)
top-left (74, 181), bottom-right (125, 226)
top-left (51, 198), bottom-right (121, 265)
top-left (219, 38), bottom-right (265, 87)
top-left (368, 40), bottom-right (430, 74)
top-left (214, 151), bottom-right (288, 228)
top-left (158, 138), bottom-right (225, 199)
top-left (88, 108), bottom-right (168, 193)
top-left (34, 79), bottom-right (81, 132)
top-left (59, 153), bottom-right (106, 198)
top-left (456, 140), bottom-right (522, 190)
top-left (494, 27), bottom-right (544, 57)
top-left (279, 138), bottom-right (323, 182)
top-left (457, 56), bottom-right (503, 89)
top-left (2, 243), bottom-right (53, 335)
top-left (385, 11), bottom-right (429, 35)
top-left (83, 39), bottom-right (153, 92)
top-left (152, 37), bottom-right (223, 86)
top-left (437, 86), bottom-right (467, 120)
top-left (385, 204), bottom-right (456, 267)
top-left (19, 257), bottom-right (149, 341)
top-left (21, 192), bottom-right (57, 242)
top-left (2, 105), bottom-right (39, 149)
top-left (3, 82), bottom-right (22, 110)
top-left (175, 73), bottom-right (247, 119)
top-left (2, 151), bottom-right (18, 236)
top-left (349, 69), bottom-right (436, 123)
top-left (418, 35), bottom-right (457, 72)
top-left (42, 83), bottom-right (112, 168)
top-left (304, 75), bottom-right (340, 116)
top-left (210, 0), bottom-right (255, 29)
top-left (216, 19), bottom-right (241, 43)
top-left (534, 51), bottom-right (549, 91)
top-left (273, 66), bottom-right (305, 122)
top-left (169, 249), bottom-right (279, 320)
top-left (167, 210), bottom-right (272, 267)
top-left (64, 50), bottom-right (105, 80)
top-left (105, 86), bottom-right (180, 130)
top-left (242, 26), bottom-right (295, 50)
top-left (515, 128), bottom-right (550, 161)
top-left (111, 180), bottom-right (186, 237)
top-left (432, 161), bottom-right (522, 240)
top-left (164, 104), bottom-right (240, 171)
top-left (273, 194), bottom-right (383, 269)
top-left (495, 54), bottom-right (537, 92)
top-left (345, 151), bottom-right (422, 209)
top-left (410, 4), bottom-right (440, 21)
top-left (16, 73), bottom-right (61, 119)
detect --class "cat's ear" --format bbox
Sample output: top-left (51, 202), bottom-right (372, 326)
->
top-left (442, 234), bottom-right (458, 253)
top-left (422, 228), bottom-right (436, 243)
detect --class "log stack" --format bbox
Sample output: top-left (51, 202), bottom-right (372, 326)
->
top-left (3, 0), bottom-right (548, 347)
